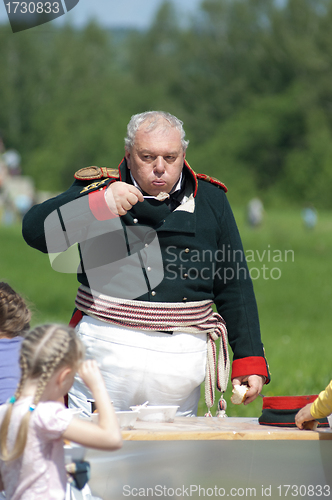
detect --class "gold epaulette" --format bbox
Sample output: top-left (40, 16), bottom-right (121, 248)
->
top-left (74, 166), bottom-right (120, 181)
top-left (196, 173), bottom-right (228, 193)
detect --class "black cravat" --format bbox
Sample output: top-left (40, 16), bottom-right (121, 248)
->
top-left (165, 191), bottom-right (182, 211)
top-left (165, 175), bottom-right (186, 211)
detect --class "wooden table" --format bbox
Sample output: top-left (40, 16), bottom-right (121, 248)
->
top-left (86, 418), bottom-right (332, 500)
top-left (121, 416), bottom-right (332, 441)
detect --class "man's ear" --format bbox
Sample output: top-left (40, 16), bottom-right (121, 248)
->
top-left (125, 150), bottom-right (131, 169)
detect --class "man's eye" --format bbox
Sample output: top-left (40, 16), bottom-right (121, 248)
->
top-left (165, 156), bottom-right (176, 162)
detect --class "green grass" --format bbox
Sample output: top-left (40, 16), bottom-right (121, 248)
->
top-left (0, 224), bottom-right (78, 325)
top-left (1, 207), bottom-right (332, 418)
top-left (202, 207), bottom-right (332, 416)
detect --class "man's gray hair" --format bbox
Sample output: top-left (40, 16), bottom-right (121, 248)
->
top-left (125, 111), bottom-right (189, 151)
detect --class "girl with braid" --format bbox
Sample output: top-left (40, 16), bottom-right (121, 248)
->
top-left (0, 324), bottom-right (122, 500)
top-left (0, 282), bottom-right (31, 405)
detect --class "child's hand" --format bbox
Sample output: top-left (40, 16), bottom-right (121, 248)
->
top-left (295, 403), bottom-right (315, 429)
top-left (78, 359), bottom-right (105, 393)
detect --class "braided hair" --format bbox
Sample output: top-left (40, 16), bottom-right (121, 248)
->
top-left (0, 282), bottom-right (31, 338)
top-left (0, 324), bottom-right (84, 462)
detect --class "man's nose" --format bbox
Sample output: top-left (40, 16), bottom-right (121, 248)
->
top-left (153, 156), bottom-right (166, 173)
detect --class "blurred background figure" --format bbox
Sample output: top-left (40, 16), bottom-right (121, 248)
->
top-left (4, 176), bottom-right (35, 221)
top-left (247, 197), bottom-right (264, 227)
top-left (0, 135), bottom-right (8, 220)
top-left (2, 149), bottom-right (21, 177)
top-left (0, 139), bottom-right (35, 225)
top-left (302, 205), bottom-right (317, 230)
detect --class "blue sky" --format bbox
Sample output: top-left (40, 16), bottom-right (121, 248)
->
top-left (0, 0), bottom-right (203, 30)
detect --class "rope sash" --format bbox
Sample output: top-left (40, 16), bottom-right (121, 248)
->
top-left (75, 285), bottom-right (230, 414)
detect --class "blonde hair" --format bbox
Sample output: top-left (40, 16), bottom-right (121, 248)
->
top-left (0, 324), bottom-right (84, 462)
top-left (0, 282), bottom-right (31, 338)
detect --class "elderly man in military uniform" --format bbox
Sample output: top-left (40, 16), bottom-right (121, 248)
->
top-left (22, 111), bottom-right (269, 417)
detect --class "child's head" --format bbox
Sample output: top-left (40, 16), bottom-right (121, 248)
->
top-left (18, 324), bottom-right (85, 402)
top-left (0, 324), bottom-right (84, 462)
top-left (0, 282), bottom-right (31, 338)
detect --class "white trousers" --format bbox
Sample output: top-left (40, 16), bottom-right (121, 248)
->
top-left (69, 316), bottom-right (207, 417)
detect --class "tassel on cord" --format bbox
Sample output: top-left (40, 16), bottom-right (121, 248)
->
top-left (204, 315), bottom-right (230, 417)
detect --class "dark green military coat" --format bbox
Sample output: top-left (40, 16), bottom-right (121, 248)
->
top-left (22, 158), bottom-right (269, 381)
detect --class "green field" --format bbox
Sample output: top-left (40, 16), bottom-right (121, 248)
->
top-left (1, 207), bottom-right (331, 418)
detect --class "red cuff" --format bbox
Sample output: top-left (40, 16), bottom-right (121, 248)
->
top-left (88, 188), bottom-right (117, 221)
top-left (231, 356), bottom-right (270, 383)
